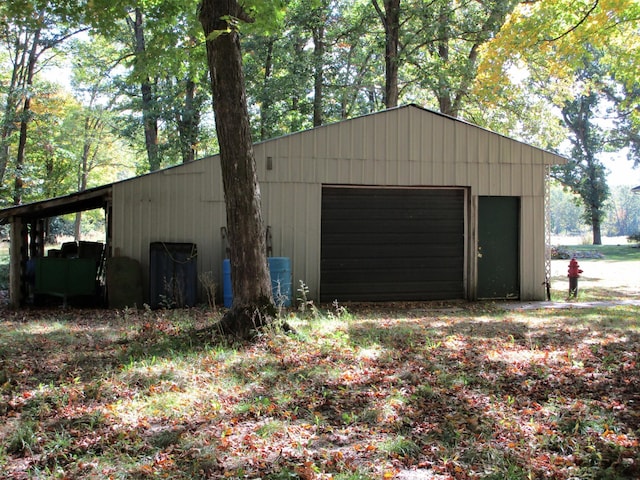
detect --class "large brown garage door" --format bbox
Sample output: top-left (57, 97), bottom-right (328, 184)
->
top-left (321, 186), bottom-right (465, 302)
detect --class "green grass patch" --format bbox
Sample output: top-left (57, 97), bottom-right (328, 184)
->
top-left (557, 243), bottom-right (640, 261)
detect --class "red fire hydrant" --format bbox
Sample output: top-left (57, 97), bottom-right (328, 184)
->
top-left (567, 257), bottom-right (583, 297)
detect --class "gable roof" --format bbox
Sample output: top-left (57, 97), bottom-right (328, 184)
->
top-left (0, 104), bottom-right (566, 223)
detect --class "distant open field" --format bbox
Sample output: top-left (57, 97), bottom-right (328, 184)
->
top-left (550, 243), bottom-right (640, 301)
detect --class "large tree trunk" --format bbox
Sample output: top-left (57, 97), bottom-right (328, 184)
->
top-left (436, 3), bottom-right (454, 116)
top-left (199, 0), bottom-right (275, 338)
top-left (592, 216), bottom-right (602, 245)
top-left (290, 38), bottom-right (305, 132)
top-left (13, 96), bottom-right (31, 205)
top-left (131, 8), bottom-right (160, 171)
top-left (372, 0), bottom-right (400, 109)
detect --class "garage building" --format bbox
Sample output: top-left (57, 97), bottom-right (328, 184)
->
top-left (0, 104), bottom-right (566, 307)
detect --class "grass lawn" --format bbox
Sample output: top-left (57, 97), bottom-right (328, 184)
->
top-left (1, 301), bottom-right (639, 479)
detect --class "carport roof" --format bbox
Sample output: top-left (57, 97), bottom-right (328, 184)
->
top-left (0, 184), bottom-right (112, 224)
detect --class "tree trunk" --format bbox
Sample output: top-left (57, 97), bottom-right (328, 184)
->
top-left (372, 0), bottom-right (400, 109)
top-left (176, 78), bottom-right (199, 163)
top-left (0, 26), bottom-right (30, 187)
top-left (74, 115), bottom-right (93, 241)
top-left (312, 23), bottom-right (325, 126)
top-left (260, 38), bottom-right (275, 141)
top-left (290, 39), bottom-right (304, 132)
top-left (131, 8), bottom-right (160, 171)
top-left (592, 216), bottom-right (602, 245)
top-left (13, 96), bottom-right (30, 206)
top-left (199, 0), bottom-right (275, 338)
top-left (0, 84), bottom-right (20, 187)
top-left (436, 3), bottom-right (454, 116)
top-left (13, 19), bottom-right (43, 205)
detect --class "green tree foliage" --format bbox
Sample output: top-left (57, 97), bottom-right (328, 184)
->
top-left (86, 0), bottom-right (213, 171)
top-left (243, 0), bottom-right (381, 139)
top-left (478, 0), bottom-right (639, 136)
top-left (403, 0), bottom-right (520, 117)
top-left (549, 182), bottom-right (586, 236)
top-left (603, 185), bottom-right (640, 238)
top-left (0, 0), bottom-right (87, 205)
top-left (21, 87), bottom-right (80, 203)
top-left (550, 44), bottom-right (639, 245)
top-left (552, 68), bottom-right (610, 244)
top-left (551, 181), bottom-right (640, 239)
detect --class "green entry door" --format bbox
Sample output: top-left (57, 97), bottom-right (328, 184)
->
top-left (477, 196), bottom-right (520, 299)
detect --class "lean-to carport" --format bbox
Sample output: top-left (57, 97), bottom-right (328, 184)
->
top-left (0, 185), bottom-right (112, 307)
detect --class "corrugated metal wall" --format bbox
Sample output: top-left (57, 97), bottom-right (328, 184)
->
top-left (111, 105), bottom-right (563, 304)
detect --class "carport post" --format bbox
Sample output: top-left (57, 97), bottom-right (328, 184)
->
top-left (9, 216), bottom-right (24, 307)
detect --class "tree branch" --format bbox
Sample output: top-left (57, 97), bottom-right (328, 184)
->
top-left (542, 0), bottom-right (599, 43)
top-left (371, 0), bottom-right (385, 27)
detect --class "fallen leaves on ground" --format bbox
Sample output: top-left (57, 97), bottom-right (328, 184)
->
top-left (0, 302), bottom-right (638, 479)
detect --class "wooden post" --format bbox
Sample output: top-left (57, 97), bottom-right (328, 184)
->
top-left (9, 216), bottom-right (24, 307)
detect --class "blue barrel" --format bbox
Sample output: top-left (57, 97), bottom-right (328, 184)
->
top-left (222, 257), bottom-right (291, 308)
top-left (222, 259), bottom-right (233, 308)
top-left (269, 257), bottom-right (292, 307)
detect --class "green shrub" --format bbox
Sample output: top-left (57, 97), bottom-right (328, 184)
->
top-left (627, 232), bottom-right (640, 244)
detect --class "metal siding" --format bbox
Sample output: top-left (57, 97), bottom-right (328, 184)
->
top-left (315, 126), bottom-right (328, 159)
top-left (443, 121), bottom-right (456, 183)
top-left (409, 159), bottom-right (422, 186)
top-left (262, 182), bottom-right (321, 302)
top-left (477, 163), bottom-right (489, 194)
top-left (351, 116), bottom-right (365, 160)
top-left (455, 160), bottom-right (469, 185)
top-left (520, 196), bottom-right (545, 300)
top-left (112, 160), bottom-right (225, 304)
top-left (349, 158), bottom-right (366, 184)
top-left (488, 134), bottom-right (499, 165)
top-left (523, 164), bottom-right (534, 196)
top-left (408, 108), bottom-right (421, 161)
top-left (331, 123), bottom-right (344, 159)
top-left (500, 136), bottom-right (512, 165)
top-left (110, 105), bottom-right (561, 304)
top-left (502, 163), bottom-right (513, 194)
top-left (467, 163), bottom-right (480, 189)
top-left (455, 123), bottom-right (467, 165)
top-left (373, 114), bottom-right (386, 160)
top-left (489, 163), bottom-right (501, 195)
